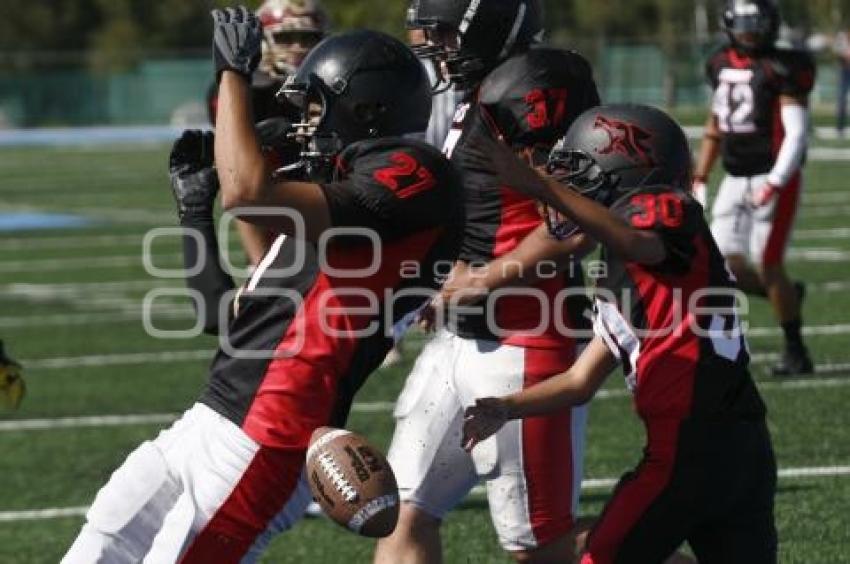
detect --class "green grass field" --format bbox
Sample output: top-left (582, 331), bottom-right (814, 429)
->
top-left (1, 139), bottom-right (849, 563)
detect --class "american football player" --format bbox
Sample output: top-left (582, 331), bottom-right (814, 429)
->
top-left (0, 340), bottom-right (24, 410)
top-left (374, 2), bottom-right (600, 563)
top-left (62, 12), bottom-right (463, 564)
top-left (463, 104), bottom-right (777, 564)
top-left (693, 0), bottom-right (815, 376)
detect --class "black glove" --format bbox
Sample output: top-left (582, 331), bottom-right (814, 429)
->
top-left (256, 117), bottom-right (298, 151)
top-left (211, 6), bottom-right (262, 79)
top-left (169, 130), bottom-right (219, 221)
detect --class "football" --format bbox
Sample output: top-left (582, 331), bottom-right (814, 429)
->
top-left (306, 427), bottom-right (400, 538)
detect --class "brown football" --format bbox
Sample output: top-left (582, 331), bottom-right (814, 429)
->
top-left (306, 426), bottom-right (400, 538)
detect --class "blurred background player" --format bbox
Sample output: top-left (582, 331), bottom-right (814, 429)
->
top-left (0, 340), bottom-right (24, 410)
top-left (463, 103), bottom-right (777, 564)
top-left (693, 0), bottom-right (815, 376)
top-left (206, 0), bottom-right (330, 267)
top-left (374, 1), bottom-right (600, 562)
top-left (62, 11), bottom-right (463, 562)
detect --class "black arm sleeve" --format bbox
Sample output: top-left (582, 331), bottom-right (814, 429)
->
top-left (181, 215), bottom-right (235, 335)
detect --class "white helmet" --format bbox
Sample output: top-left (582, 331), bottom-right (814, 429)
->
top-left (256, 0), bottom-right (330, 78)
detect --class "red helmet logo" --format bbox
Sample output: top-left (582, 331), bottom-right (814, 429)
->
top-left (594, 115), bottom-right (654, 166)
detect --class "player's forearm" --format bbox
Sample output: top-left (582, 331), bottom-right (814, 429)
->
top-left (474, 224), bottom-right (595, 290)
top-left (503, 337), bottom-right (616, 419)
top-left (502, 369), bottom-right (592, 419)
top-left (540, 178), bottom-right (665, 265)
top-left (767, 102), bottom-right (808, 188)
top-left (235, 220), bottom-right (272, 266)
top-left (215, 72), bottom-right (269, 210)
top-left (693, 114), bottom-right (721, 181)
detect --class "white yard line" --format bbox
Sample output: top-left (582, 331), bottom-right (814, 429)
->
top-left (746, 323), bottom-right (850, 338)
top-left (785, 248), bottom-right (850, 262)
top-left (793, 227), bottom-right (850, 241)
top-left (0, 235), bottom-right (143, 251)
top-left (0, 255), bottom-right (176, 273)
top-left (3, 377), bottom-right (850, 434)
top-left (0, 310), bottom-right (193, 329)
top-left (22, 350), bottom-right (214, 370)
top-left (4, 464), bottom-right (849, 523)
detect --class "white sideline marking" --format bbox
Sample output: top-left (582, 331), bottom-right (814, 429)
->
top-left (4, 378), bottom-right (850, 434)
top-left (6, 465), bottom-right (850, 523)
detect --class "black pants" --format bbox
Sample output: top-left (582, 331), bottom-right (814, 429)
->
top-left (584, 417), bottom-right (777, 564)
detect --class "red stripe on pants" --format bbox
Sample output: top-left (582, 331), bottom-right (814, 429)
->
top-left (521, 345), bottom-right (578, 546)
top-left (179, 448), bottom-right (305, 563)
top-left (762, 173), bottom-right (801, 267)
top-left (581, 419), bottom-right (680, 564)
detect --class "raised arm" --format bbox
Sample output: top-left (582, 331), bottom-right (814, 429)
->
top-left (211, 7), bottom-right (331, 241)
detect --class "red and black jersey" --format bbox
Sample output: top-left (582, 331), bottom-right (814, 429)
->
top-left (592, 186), bottom-right (766, 422)
top-left (200, 138), bottom-right (463, 449)
top-left (706, 46), bottom-right (815, 176)
top-left (444, 48), bottom-right (600, 348)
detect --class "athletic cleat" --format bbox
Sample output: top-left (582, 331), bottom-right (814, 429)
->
top-left (771, 349), bottom-right (814, 377)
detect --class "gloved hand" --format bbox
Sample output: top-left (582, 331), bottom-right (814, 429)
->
top-left (0, 341), bottom-right (25, 410)
top-left (211, 6), bottom-right (262, 79)
top-left (750, 182), bottom-right (779, 208)
top-left (255, 117), bottom-right (298, 152)
top-left (169, 130), bottom-right (219, 221)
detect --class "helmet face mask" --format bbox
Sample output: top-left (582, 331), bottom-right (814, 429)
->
top-left (407, 0), bottom-right (543, 91)
top-left (722, 0), bottom-right (779, 53)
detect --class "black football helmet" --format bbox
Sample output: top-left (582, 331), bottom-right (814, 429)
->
top-left (721, 0), bottom-right (780, 53)
top-left (406, 0), bottom-right (543, 91)
top-left (547, 104), bottom-right (692, 209)
top-left (279, 30), bottom-right (431, 174)
top-left (478, 48), bottom-right (597, 151)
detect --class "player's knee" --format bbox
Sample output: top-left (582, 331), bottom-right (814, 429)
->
top-left (397, 502), bottom-right (442, 534)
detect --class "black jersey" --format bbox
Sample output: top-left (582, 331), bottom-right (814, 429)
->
top-left (200, 138), bottom-right (463, 448)
top-left (593, 186), bottom-right (765, 421)
top-left (706, 46), bottom-right (815, 176)
top-left (443, 48), bottom-right (600, 347)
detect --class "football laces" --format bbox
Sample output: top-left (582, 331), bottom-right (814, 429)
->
top-left (317, 451), bottom-right (359, 503)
